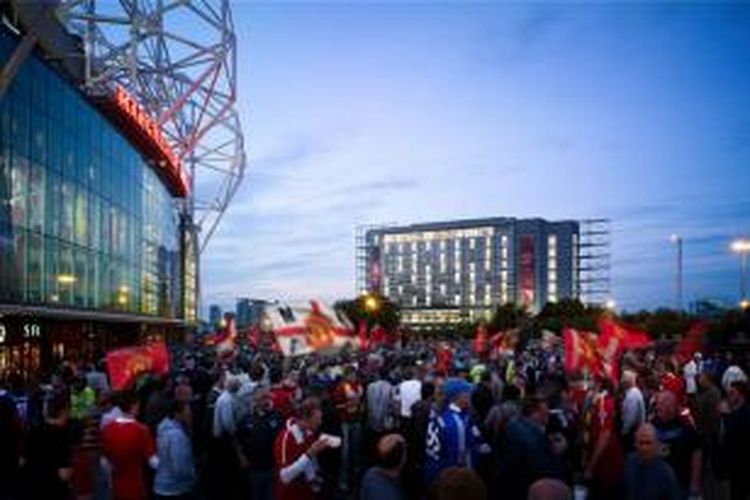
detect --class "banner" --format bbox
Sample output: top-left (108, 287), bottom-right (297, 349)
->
top-left (273, 300), bottom-right (359, 356)
top-left (106, 342), bottom-right (169, 391)
top-left (519, 235), bottom-right (535, 307)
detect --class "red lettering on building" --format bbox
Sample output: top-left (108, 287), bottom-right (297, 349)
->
top-left (111, 85), bottom-right (189, 197)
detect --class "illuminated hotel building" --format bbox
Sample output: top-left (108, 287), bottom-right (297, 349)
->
top-left (0, 2), bottom-right (245, 378)
top-left (361, 218), bottom-right (579, 328)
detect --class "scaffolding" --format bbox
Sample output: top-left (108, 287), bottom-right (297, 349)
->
top-left (56, 0), bottom-right (247, 256)
top-left (578, 218), bottom-right (612, 306)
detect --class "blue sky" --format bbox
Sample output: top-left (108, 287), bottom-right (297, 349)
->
top-left (202, 2), bottom-right (750, 314)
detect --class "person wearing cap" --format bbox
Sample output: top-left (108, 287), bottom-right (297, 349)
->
top-left (424, 378), bottom-right (473, 486)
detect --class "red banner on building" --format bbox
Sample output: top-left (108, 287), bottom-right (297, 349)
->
top-left (519, 235), bottom-right (535, 307)
top-left (106, 342), bottom-right (170, 391)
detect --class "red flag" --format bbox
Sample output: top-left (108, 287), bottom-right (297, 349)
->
top-left (473, 324), bottom-right (488, 356)
top-left (597, 317), bottom-right (652, 382)
top-left (357, 319), bottom-right (369, 352)
top-left (676, 322), bottom-right (708, 362)
top-left (598, 316), bottom-right (652, 356)
top-left (106, 342), bottom-right (169, 391)
top-left (371, 324), bottom-right (387, 347)
top-left (563, 328), bottom-right (601, 376)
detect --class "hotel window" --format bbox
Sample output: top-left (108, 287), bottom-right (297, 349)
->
top-left (440, 283), bottom-right (447, 296)
top-left (470, 238), bottom-right (476, 250)
top-left (440, 253), bottom-right (446, 273)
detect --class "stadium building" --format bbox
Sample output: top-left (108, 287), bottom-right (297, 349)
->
top-left (0, 0), bottom-right (245, 378)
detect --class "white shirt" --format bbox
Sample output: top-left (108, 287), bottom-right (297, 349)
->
top-left (621, 386), bottom-right (645, 435)
top-left (722, 365), bottom-right (748, 393)
top-left (213, 390), bottom-right (237, 438)
top-left (683, 360), bottom-right (698, 395)
top-left (398, 379), bottom-right (422, 418)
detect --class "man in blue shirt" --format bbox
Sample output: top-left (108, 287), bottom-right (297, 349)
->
top-left (424, 378), bottom-right (473, 486)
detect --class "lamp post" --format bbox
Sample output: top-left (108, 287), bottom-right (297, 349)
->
top-left (363, 293), bottom-right (380, 313)
top-left (670, 234), bottom-right (683, 311)
top-left (731, 238), bottom-right (750, 307)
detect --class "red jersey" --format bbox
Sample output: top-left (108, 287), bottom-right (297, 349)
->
top-left (660, 372), bottom-right (686, 401)
top-left (273, 419), bottom-right (319, 500)
top-left (101, 417), bottom-right (156, 500)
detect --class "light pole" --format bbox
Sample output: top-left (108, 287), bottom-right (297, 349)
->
top-left (670, 234), bottom-right (683, 311)
top-left (731, 238), bottom-right (750, 307)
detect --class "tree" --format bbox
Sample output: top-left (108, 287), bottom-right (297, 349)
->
top-left (334, 293), bottom-right (401, 333)
top-left (488, 303), bottom-right (529, 332)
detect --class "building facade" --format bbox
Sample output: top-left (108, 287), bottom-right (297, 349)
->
top-left (0, 9), bottom-right (195, 378)
top-left (236, 298), bottom-right (271, 329)
top-left (208, 305), bottom-right (223, 327)
top-left (361, 218), bottom-right (579, 328)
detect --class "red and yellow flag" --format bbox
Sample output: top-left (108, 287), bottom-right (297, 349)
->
top-left (106, 342), bottom-right (169, 391)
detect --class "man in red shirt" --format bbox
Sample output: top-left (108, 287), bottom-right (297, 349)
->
top-left (273, 397), bottom-right (332, 500)
top-left (101, 392), bottom-right (158, 500)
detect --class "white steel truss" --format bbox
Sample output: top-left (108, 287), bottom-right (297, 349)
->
top-left (57, 0), bottom-right (246, 255)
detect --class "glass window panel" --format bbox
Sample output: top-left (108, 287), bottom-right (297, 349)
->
top-left (74, 189), bottom-right (87, 246)
top-left (10, 153), bottom-right (28, 228)
top-left (85, 249), bottom-right (96, 307)
top-left (27, 231), bottom-right (42, 302)
top-left (58, 241), bottom-right (74, 305)
top-left (13, 230), bottom-right (27, 302)
top-left (45, 171), bottom-right (61, 238)
top-left (28, 161), bottom-right (45, 233)
top-left (44, 235), bottom-right (59, 304)
top-left (60, 181), bottom-right (74, 242)
top-left (48, 118), bottom-right (61, 173)
top-left (31, 113), bottom-right (47, 165)
top-left (74, 246), bottom-right (86, 307)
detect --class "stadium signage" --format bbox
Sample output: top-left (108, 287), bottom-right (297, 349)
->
top-left (111, 85), bottom-right (189, 197)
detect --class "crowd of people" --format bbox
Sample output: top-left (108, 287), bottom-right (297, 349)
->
top-left (1, 336), bottom-right (750, 500)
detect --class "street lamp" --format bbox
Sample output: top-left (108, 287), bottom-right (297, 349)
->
top-left (670, 234), bottom-right (683, 311)
top-left (363, 293), bottom-right (380, 312)
top-left (604, 298), bottom-right (616, 311)
top-left (731, 238), bottom-right (750, 307)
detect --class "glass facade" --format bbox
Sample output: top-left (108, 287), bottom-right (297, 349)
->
top-left (0, 31), bottom-right (185, 318)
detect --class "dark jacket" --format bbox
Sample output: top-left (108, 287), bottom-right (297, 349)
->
top-left (236, 409), bottom-right (284, 471)
top-left (493, 417), bottom-right (564, 500)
